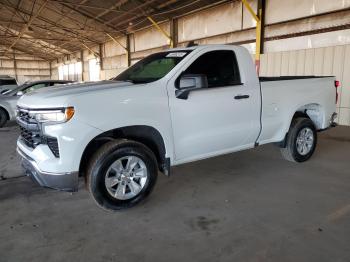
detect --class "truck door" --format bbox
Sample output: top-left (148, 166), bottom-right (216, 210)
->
top-left (167, 49), bottom-right (261, 162)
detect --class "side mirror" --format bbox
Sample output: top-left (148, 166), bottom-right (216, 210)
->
top-left (175, 74), bottom-right (208, 99)
top-left (16, 91), bottom-right (24, 96)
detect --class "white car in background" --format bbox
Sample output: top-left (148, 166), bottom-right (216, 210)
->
top-left (16, 45), bottom-right (338, 211)
top-left (0, 80), bottom-right (73, 127)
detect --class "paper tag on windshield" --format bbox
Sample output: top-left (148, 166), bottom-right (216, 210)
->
top-left (166, 52), bottom-right (187, 58)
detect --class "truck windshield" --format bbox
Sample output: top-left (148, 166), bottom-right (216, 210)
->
top-left (113, 51), bottom-right (191, 84)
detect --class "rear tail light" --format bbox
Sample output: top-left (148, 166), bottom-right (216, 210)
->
top-left (335, 80), bottom-right (340, 104)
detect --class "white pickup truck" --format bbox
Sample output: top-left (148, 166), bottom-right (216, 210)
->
top-left (16, 45), bottom-right (338, 211)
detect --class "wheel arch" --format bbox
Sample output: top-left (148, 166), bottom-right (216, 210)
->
top-left (278, 103), bottom-right (323, 148)
top-left (287, 103), bottom-right (324, 134)
top-left (0, 106), bottom-right (10, 120)
top-left (294, 103), bottom-right (325, 130)
top-left (79, 125), bottom-right (169, 177)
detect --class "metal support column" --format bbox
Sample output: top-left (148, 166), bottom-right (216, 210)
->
top-left (81, 50), bottom-right (85, 81)
top-left (126, 34), bottom-right (131, 67)
top-left (241, 0), bottom-right (265, 74)
top-left (99, 43), bottom-right (103, 70)
top-left (170, 18), bottom-right (178, 48)
top-left (13, 53), bottom-right (18, 80)
top-left (49, 61), bottom-right (52, 79)
top-left (258, 0), bottom-right (266, 55)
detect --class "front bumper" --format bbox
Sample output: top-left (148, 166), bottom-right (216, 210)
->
top-left (17, 147), bottom-right (79, 192)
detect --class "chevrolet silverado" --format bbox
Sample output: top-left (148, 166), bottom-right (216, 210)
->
top-left (16, 45), bottom-right (338, 211)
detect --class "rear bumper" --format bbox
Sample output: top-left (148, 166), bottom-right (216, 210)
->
top-left (17, 147), bottom-right (79, 192)
top-left (319, 112), bottom-right (338, 132)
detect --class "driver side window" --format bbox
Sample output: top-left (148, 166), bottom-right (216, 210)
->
top-left (183, 50), bottom-right (241, 88)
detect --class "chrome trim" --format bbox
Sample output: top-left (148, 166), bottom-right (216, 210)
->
top-left (17, 147), bottom-right (79, 192)
top-left (17, 106), bottom-right (65, 114)
top-left (28, 110), bottom-right (63, 114)
top-left (17, 107), bottom-right (29, 113)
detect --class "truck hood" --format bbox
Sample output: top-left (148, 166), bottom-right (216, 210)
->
top-left (17, 80), bottom-right (134, 108)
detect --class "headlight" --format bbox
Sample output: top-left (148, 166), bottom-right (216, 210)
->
top-left (29, 107), bottom-right (75, 124)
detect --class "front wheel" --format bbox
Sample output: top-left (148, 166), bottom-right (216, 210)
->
top-left (280, 117), bottom-right (317, 162)
top-left (87, 139), bottom-right (158, 211)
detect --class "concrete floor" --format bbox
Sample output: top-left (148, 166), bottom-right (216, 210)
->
top-left (0, 123), bottom-right (349, 262)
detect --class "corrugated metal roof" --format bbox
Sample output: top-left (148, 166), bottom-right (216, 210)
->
top-left (0, 0), bottom-right (231, 60)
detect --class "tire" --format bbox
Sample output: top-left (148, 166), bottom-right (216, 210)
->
top-left (280, 117), bottom-right (317, 162)
top-left (87, 139), bottom-right (158, 211)
top-left (0, 108), bottom-right (8, 128)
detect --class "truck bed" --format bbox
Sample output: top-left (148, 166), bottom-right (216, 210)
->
top-left (258, 76), bottom-right (336, 145)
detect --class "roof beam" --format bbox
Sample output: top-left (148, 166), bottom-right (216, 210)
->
top-left (0, 34), bottom-right (92, 42)
top-left (53, 0), bottom-right (88, 24)
top-left (91, 0), bottom-right (129, 20)
top-left (0, 19), bottom-right (124, 34)
top-left (0, 1), bottom-right (100, 50)
top-left (81, 42), bottom-right (99, 58)
top-left (0, 41), bottom-right (53, 60)
top-left (50, 0), bottom-right (125, 33)
top-left (147, 16), bottom-right (173, 47)
top-left (48, 0), bottom-right (135, 16)
top-left (106, 33), bottom-right (127, 51)
top-left (0, 25), bottom-right (70, 56)
top-left (4, 0), bottom-right (49, 56)
top-left (3, 0), bottom-right (23, 36)
top-left (104, 0), bottom-right (158, 27)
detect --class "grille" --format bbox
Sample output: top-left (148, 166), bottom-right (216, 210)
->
top-left (17, 107), bottom-right (60, 158)
top-left (17, 109), bottom-right (33, 123)
top-left (17, 108), bottom-right (41, 149)
top-left (47, 137), bottom-right (60, 158)
top-left (19, 126), bottom-right (41, 148)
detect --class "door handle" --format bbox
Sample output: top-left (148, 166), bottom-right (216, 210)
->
top-left (234, 95), bottom-right (250, 100)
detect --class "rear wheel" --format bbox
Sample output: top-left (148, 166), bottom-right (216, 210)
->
top-left (87, 139), bottom-right (158, 211)
top-left (280, 117), bottom-right (317, 162)
top-left (0, 108), bottom-right (8, 128)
